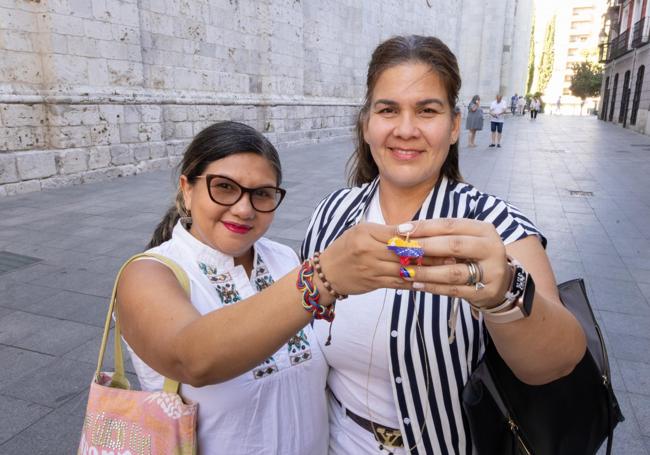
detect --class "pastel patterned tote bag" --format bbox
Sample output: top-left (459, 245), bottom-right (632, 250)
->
top-left (78, 253), bottom-right (198, 455)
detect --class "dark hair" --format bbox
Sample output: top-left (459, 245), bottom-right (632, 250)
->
top-left (147, 121), bottom-right (282, 248)
top-left (347, 35), bottom-right (463, 186)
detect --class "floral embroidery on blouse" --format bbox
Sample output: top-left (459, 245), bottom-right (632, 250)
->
top-left (197, 252), bottom-right (311, 380)
top-left (288, 329), bottom-right (311, 366)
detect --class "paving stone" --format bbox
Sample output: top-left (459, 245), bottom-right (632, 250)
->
top-left (0, 311), bottom-right (100, 356)
top-left (0, 281), bottom-right (59, 311)
top-left (22, 290), bottom-right (108, 327)
top-left (0, 394), bottom-right (52, 445)
top-left (619, 359), bottom-right (650, 396)
top-left (0, 346), bottom-right (54, 389)
top-left (0, 357), bottom-right (94, 408)
top-left (630, 394), bottom-right (650, 438)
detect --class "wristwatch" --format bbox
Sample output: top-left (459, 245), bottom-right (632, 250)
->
top-left (482, 257), bottom-right (535, 324)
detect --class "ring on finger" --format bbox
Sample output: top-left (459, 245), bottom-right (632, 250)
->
top-left (466, 261), bottom-right (486, 291)
top-left (465, 262), bottom-right (479, 286)
top-left (474, 262), bottom-right (486, 291)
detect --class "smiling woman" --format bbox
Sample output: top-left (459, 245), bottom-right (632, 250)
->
top-left (302, 35), bottom-right (586, 454)
top-left (111, 121), bottom-right (419, 454)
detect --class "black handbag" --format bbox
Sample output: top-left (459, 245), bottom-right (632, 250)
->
top-left (462, 278), bottom-right (625, 455)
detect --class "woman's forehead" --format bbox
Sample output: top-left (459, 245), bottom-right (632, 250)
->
top-left (371, 63), bottom-right (449, 104)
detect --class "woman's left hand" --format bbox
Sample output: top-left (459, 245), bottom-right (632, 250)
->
top-left (400, 218), bottom-right (511, 309)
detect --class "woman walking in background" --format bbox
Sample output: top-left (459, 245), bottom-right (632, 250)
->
top-left (465, 95), bottom-right (483, 147)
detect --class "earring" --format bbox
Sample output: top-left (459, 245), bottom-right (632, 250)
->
top-left (180, 210), bottom-right (192, 227)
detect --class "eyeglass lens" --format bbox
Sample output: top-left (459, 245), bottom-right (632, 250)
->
top-left (208, 176), bottom-right (283, 212)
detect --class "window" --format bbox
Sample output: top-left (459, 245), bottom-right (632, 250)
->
top-left (619, 70), bottom-right (631, 124)
top-left (609, 73), bottom-right (618, 122)
top-left (601, 76), bottom-right (610, 120)
top-left (631, 65), bottom-right (644, 125)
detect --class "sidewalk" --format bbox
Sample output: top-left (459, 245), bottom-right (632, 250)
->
top-left (1, 114), bottom-right (649, 454)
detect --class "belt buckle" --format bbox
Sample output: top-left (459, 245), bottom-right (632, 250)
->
top-left (374, 426), bottom-right (403, 448)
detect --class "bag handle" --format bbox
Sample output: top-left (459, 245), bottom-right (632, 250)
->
top-left (95, 252), bottom-right (191, 394)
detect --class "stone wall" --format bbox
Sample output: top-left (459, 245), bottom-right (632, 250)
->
top-left (0, 0), bottom-right (529, 195)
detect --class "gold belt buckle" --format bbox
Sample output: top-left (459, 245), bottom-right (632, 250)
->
top-left (374, 426), bottom-right (403, 448)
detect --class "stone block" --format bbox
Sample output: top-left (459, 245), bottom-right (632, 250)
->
top-left (3, 179), bottom-right (42, 196)
top-left (49, 13), bottom-right (86, 37)
top-left (90, 122), bottom-right (120, 146)
top-left (83, 19), bottom-right (113, 40)
top-left (82, 164), bottom-right (136, 184)
top-left (16, 150), bottom-right (56, 180)
top-left (40, 173), bottom-right (83, 190)
top-left (98, 104), bottom-right (124, 124)
top-left (140, 105), bottom-right (162, 123)
top-left (136, 157), bottom-right (170, 173)
top-left (55, 148), bottom-right (88, 174)
top-left (67, 36), bottom-right (98, 58)
top-left (131, 143), bottom-right (151, 161)
top-left (0, 155), bottom-right (19, 184)
top-left (87, 146), bottom-right (110, 169)
top-left (1, 30), bottom-right (34, 52)
top-left (0, 50), bottom-right (43, 85)
top-left (109, 144), bottom-right (133, 165)
top-left (123, 105), bottom-right (141, 123)
top-left (149, 142), bottom-right (166, 159)
top-left (48, 125), bottom-right (91, 148)
top-left (1, 8), bottom-right (39, 32)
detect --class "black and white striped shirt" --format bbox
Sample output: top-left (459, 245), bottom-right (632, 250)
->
top-left (301, 175), bottom-right (545, 454)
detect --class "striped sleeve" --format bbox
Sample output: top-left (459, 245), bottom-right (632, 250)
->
top-left (472, 195), bottom-right (547, 248)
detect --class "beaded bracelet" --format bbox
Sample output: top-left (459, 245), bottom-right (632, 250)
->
top-left (296, 259), bottom-right (335, 322)
top-left (312, 251), bottom-right (348, 300)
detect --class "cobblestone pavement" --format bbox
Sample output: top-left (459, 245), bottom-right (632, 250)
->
top-left (0, 114), bottom-right (649, 454)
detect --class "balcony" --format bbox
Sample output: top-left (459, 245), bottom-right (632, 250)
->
top-left (609, 30), bottom-right (631, 59)
top-left (599, 42), bottom-right (611, 63)
top-left (632, 17), bottom-right (650, 48)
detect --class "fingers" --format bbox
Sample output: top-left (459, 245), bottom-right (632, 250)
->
top-left (397, 218), bottom-right (489, 238)
top-left (419, 235), bottom-right (491, 260)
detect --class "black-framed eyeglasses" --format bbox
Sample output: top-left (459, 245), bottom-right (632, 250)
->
top-left (197, 174), bottom-right (286, 213)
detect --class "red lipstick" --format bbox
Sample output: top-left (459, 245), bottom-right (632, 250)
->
top-left (222, 221), bottom-right (252, 234)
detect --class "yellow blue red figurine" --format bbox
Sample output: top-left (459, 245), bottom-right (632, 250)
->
top-left (387, 237), bottom-right (424, 279)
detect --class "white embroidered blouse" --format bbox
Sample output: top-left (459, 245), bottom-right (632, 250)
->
top-left (125, 222), bottom-right (329, 454)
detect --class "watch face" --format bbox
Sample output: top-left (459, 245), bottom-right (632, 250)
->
top-left (520, 273), bottom-right (535, 316)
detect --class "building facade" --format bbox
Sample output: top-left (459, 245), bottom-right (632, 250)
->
top-left (0, 0), bottom-right (532, 195)
top-left (599, 0), bottom-right (650, 133)
top-left (529, 0), bottom-right (606, 115)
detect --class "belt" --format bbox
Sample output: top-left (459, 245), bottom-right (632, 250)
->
top-left (329, 389), bottom-right (404, 449)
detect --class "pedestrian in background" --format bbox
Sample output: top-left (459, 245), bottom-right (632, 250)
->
top-left (517, 95), bottom-right (526, 115)
top-left (465, 94), bottom-right (483, 147)
top-left (530, 97), bottom-right (541, 119)
top-left (489, 93), bottom-right (508, 147)
top-left (510, 93), bottom-right (518, 115)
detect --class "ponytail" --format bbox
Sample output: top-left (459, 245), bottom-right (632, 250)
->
top-left (146, 188), bottom-right (188, 249)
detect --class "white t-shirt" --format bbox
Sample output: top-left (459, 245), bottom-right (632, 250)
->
top-left (125, 222), bottom-right (329, 455)
top-left (489, 99), bottom-right (508, 123)
top-left (314, 190), bottom-right (404, 454)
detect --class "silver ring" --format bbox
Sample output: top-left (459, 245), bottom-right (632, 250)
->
top-left (466, 262), bottom-right (478, 286)
top-left (475, 262), bottom-right (485, 290)
top-left (466, 261), bottom-right (486, 291)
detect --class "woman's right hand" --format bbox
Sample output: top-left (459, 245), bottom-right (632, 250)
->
top-left (313, 222), bottom-right (408, 296)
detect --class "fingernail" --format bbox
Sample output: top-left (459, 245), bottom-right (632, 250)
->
top-left (444, 258), bottom-right (456, 265)
top-left (397, 223), bottom-right (414, 234)
top-left (413, 282), bottom-right (425, 289)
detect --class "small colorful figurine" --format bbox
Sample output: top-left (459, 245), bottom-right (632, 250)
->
top-left (387, 236), bottom-right (424, 278)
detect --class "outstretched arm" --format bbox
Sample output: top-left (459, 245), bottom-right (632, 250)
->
top-left (117, 223), bottom-right (409, 386)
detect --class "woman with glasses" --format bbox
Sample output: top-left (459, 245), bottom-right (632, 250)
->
top-left (115, 121), bottom-right (412, 454)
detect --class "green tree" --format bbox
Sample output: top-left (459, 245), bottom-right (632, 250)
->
top-left (526, 20), bottom-right (535, 94)
top-left (569, 61), bottom-right (603, 100)
top-left (536, 16), bottom-right (556, 92)
top-left (570, 61), bottom-right (603, 113)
